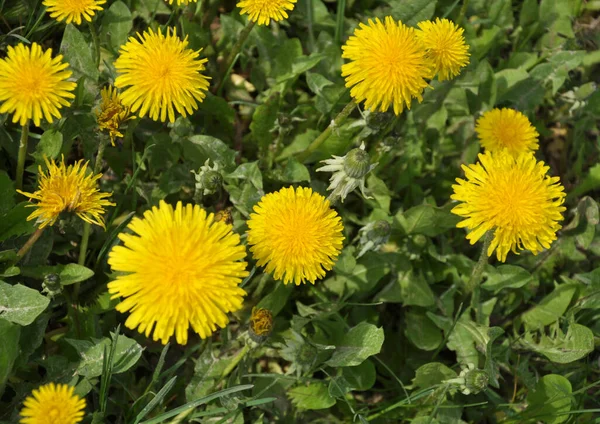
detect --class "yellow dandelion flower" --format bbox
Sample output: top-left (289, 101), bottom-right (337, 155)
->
top-left (42, 0), bottom-right (106, 25)
top-left (165, 0), bottom-right (197, 5)
top-left (0, 43), bottom-right (75, 127)
top-left (95, 86), bottom-right (134, 146)
top-left (114, 27), bottom-right (210, 123)
top-left (451, 150), bottom-right (566, 262)
top-left (475, 108), bottom-right (540, 156)
top-left (341, 16), bottom-right (433, 115)
top-left (417, 18), bottom-right (470, 81)
top-left (107, 201), bottom-right (249, 344)
top-left (16, 156), bottom-right (114, 229)
top-left (237, 0), bottom-right (297, 25)
top-left (247, 186), bottom-right (344, 285)
top-left (19, 382), bottom-right (86, 424)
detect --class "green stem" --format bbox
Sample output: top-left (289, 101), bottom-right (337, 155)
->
top-left (77, 138), bottom-right (109, 269)
top-left (294, 101), bottom-right (356, 162)
top-left (467, 232), bottom-right (493, 325)
top-left (456, 0), bottom-right (470, 26)
top-left (221, 343), bottom-right (251, 379)
top-left (16, 227), bottom-right (45, 263)
top-left (88, 20), bottom-right (100, 68)
top-left (216, 20), bottom-right (256, 95)
top-left (16, 121), bottom-right (29, 191)
top-left (334, 0), bottom-right (346, 45)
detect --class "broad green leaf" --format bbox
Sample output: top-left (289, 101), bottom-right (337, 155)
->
top-left (186, 347), bottom-right (237, 401)
top-left (399, 269), bottom-right (435, 307)
top-left (328, 376), bottom-right (351, 398)
top-left (257, 282), bottom-right (293, 316)
top-left (0, 171), bottom-right (15, 215)
top-left (395, 204), bottom-right (460, 237)
top-left (521, 284), bottom-right (578, 331)
top-left (33, 130), bottom-right (62, 162)
top-left (482, 265), bottom-right (534, 293)
top-left (0, 319), bottom-right (20, 395)
top-left (288, 383), bottom-right (336, 410)
top-left (0, 282), bottom-right (49, 326)
top-left (405, 311), bottom-right (442, 351)
top-left (184, 135), bottom-right (237, 171)
top-left (447, 314), bottom-right (490, 366)
top-left (20, 263), bottom-right (94, 285)
top-left (326, 322), bottom-right (384, 367)
top-left (526, 374), bottom-right (572, 424)
top-left (60, 24), bottom-right (99, 83)
top-left (283, 157), bottom-right (310, 183)
top-left (388, 0), bottom-right (437, 26)
top-left (342, 360), bottom-right (376, 391)
top-left (521, 323), bottom-right (595, 364)
top-left (226, 162), bottom-right (263, 191)
top-left (102, 1), bottom-right (133, 51)
top-left (412, 362), bottom-right (457, 389)
top-left (0, 202), bottom-right (35, 242)
top-left (72, 333), bottom-right (143, 377)
top-left (250, 92), bottom-right (280, 151)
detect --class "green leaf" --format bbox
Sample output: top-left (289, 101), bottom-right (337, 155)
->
top-left (405, 311), bottom-right (442, 351)
top-left (102, 1), bottom-right (133, 51)
top-left (412, 362), bottom-right (457, 389)
top-left (283, 157), bottom-right (310, 183)
top-left (33, 130), bottom-right (62, 162)
top-left (0, 282), bottom-right (49, 326)
top-left (326, 322), bottom-right (384, 367)
top-left (0, 319), bottom-right (20, 396)
top-left (521, 323), bottom-right (595, 364)
top-left (21, 263), bottom-right (94, 285)
top-left (521, 284), bottom-right (578, 331)
top-left (342, 360), bottom-right (376, 391)
top-left (482, 265), bottom-right (534, 293)
top-left (226, 162), bottom-right (263, 191)
top-left (525, 374), bottom-right (572, 424)
top-left (0, 171), bottom-right (15, 215)
top-left (399, 269), bottom-right (435, 307)
top-left (185, 347), bottom-right (238, 401)
top-left (184, 135), bottom-right (237, 171)
top-left (395, 204), bottom-right (460, 237)
top-left (250, 92), bottom-right (280, 151)
top-left (71, 333), bottom-right (144, 377)
top-left (257, 283), bottom-right (293, 316)
top-left (388, 0), bottom-right (437, 26)
top-left (60, 24), bottom-right (99, 83)
top-left (288, 383), bottom-right (336, 410)
top-left (0, 202), bottom-right (35, 242)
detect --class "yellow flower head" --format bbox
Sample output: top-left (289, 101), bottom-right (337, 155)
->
top-left (247, 186), bottom-right (344, 285)
top-left (42, 0), bottom-right (106, 25)
top-left (95, 86), bottom-right (134, 146)
top-left (17, 156), bottom-right (114, 229)
top-left (0, 43), bottom-right (75, 127)
top-left (237, 0), bottom-right (297, 25)
top-left (417, 18), bottom-right (470, 81)
top-left (108, 201), bottom-right (249, 344)
top-left (476, 108), bottom-right (540, 156)
top-left (451, 150), bottom-right (566, 262)
top-left (341, 16), bottom-right (433, 115)
top-left (114, 27), bottom-right (210, 123)
top-left (166, 0), bottom-right (197, 5)
top-left (250, 307), bottom-right (273, 337)
top-left (19, 382), bottom-right (86, 424)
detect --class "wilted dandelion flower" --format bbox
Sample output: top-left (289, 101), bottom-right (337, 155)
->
top-left (237, 0), bottom-right (297, 25)
top-left (417, 18), bottom-right (470, 81)
top-left (19, 382), bottom-right (86, 424)
top-left (317, 142), bottom-right (378, 203)
top-left (342, 16), bottom-right (433, 115)
top-left (451, 150), bottom-right (566, 262)
top-left (247, 186), bottom-right (344, 285)
top-left (42, 0), bottom-right (106, 25)
top-left (108, 201), bottom-right (249, 344)
top-left (96, 86), bottom-right (134, 146)
top-left (476, 108), bottom-right (539, 156)
top-left (17, 156), bottom-right (114, 229)
top-left (0, 43), bottom-right (75, 127)
top-left (114, 27), bottom-right (210, 123)
top-left (250, 307), bottom-right (273, 338)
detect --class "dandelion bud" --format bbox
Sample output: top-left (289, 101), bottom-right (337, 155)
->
top-left (192, 159), bottom-right (223, 197)
top-left (344, 147), bottom-right (371, 179)
top-left (249, 307), bottom-right (273, 341)
top-left (369, 220), bottom-right (391, 242)
top-left (42, 273), bottom-right (61, 298)
top-left (357, 219), bottom-right (391, 258)
top-left (463, 368), bottom-right (489, 395)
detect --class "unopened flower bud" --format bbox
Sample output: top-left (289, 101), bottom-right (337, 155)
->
top-left (464, 368), bottom-right (489, 395)
top-left (344, 147), bottom-right (371, 179)
top-left (42, 273), bottom-right (61, 298)
top-left (201, 171), bottom-right (223, 193)
top-left (369, 220), bottom-right (391, 242)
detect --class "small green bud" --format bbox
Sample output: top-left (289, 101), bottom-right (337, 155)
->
top-left (369, 220), bottom-right (391, 242)
top-left (200, 170), bottom-right (223, 193)
top-left (42, 274), bottom-right (61, 297)
top-left (412, 234), bottom-right (428, 248)
top-left (464, 369), bottom-right (489, 395)
top-left (344, 147), bottom-right (371, 179)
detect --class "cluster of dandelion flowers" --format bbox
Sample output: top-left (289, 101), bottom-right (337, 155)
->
top-left (237, 0), bottom-right (297, 25)
top-left (0, 43), bottom-right (76, 127)
top-left (114, 27), bottom-right (210, 123)
top-left (451, 150), bottom-right (566, 262)
top-left (107, 201), bottom-right (249, 344)
top-left (247, 186), bottom-right (344, 285)
top-left (476, 108), bottom-right (540, 156)
top-left (42, 0), bottom-right (106, 25)
top-left (19, 383), bottom-right (86, 424)
top-left (417, 18), bottom-right (470, 81)
top-left (341, 16), bottom-right (433, 115)
top-left (96, 86), bottom-right (134, 146)
top-left (17, 156), bottom-right (114, 229)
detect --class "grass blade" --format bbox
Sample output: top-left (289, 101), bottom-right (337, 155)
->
top-left (134, 376), bottom-right (177, 424)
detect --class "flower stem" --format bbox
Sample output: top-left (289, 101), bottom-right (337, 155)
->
top-left (294, 100), bottom-right (357, 162)
top-left (467, 232), bottom-right (493, 325)
top-left (16, 227), bottom-right (45, 263)
top-left (88, 20), bottom-right (100, 68)
top-left (221, 343), bottom-right (251, 379)
top-left (216, 20), bottom-right (256, 96)
top-left (16, 121), bottom-right (30, 191)
top-left (456, 0), bottom-right (470, 26)
top-left (78, 138), bottom-right (109, 268)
